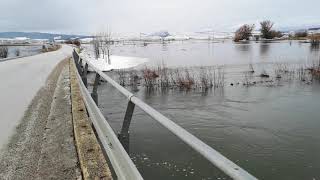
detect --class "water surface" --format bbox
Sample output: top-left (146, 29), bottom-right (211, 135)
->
top-left (90, 40), bottom-right (320, 180)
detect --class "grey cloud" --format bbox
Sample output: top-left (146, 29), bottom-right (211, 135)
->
top-left (0, 0), bottom-right (320, 34)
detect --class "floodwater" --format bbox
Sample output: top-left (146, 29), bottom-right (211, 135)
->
top-left (92, 40), bottom-right (320, 180)
top-left (112, 40), bottom-right (320, 67)
top-left (5, 46), bottom-right (42, 58)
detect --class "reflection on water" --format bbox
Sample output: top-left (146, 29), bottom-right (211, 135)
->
top-left (235, 42), bottom-right (251, 52)
top-left (110, 40), bottom-right (320, 67)
top-left (91, 40), bottom-right (320, 180)
top-left (310, 43), bottom-right (320, 52)
top-left (259, 43), bottom-right (270, 56)
top-left (97, 81), bottom-right (320, 180)
top-left (161, 42), bottom-right (169, 51)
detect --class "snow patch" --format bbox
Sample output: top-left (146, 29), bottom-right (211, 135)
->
top-left (80, 48), bottom-right (148, 71)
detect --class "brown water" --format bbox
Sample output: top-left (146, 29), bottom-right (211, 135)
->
top-left (90, 40), bottom-right (320, 180)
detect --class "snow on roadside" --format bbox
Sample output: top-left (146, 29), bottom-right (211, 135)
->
top-left (80, 48), bottom-right (148, 71)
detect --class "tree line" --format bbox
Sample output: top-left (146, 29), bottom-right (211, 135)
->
top-left (234, 20), bottom-right (283, 42)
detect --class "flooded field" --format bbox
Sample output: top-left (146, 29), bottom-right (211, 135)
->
top-left (89, 40), bottom-right (320, 180)
top-left (4, 45), bottom-right (42, 58)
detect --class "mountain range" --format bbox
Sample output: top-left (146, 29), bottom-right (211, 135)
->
top-left (0, 32), bottom-right (91, 40)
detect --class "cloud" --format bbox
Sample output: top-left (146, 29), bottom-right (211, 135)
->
top-left (1, 0), bottom-right (320, 34)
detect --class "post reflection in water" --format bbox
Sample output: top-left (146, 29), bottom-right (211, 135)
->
top-left (259, 43), bottom-right (270, 56)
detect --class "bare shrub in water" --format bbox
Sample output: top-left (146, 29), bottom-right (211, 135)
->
top-left (0, 46), bottom-right (8, 58)
top-left (115, 65), bottom-right (226, 91)
top-left (129, 70), bottom-right (140, 86)
top-left (142, 67), bottom-right (159, 87)
top-left (180, 69), bottom-right (194, 89)
top-left (199, 67), bottom-right (210, 89)
top-left (216, 66), bottom-right (225, 88)
top-left (116, 69), bottom-right (126, 86)
top-left (234, 24), bottom-right (255, 42)
top-left (310, 60), bottom-right (320, 80)
top-left (297, 66), bottom-right (308, 81)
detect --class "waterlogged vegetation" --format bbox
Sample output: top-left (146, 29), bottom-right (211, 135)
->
top-left (111, 60), bottom-right (320, 92)
top-left (114, 64), bottom-right (225, 90)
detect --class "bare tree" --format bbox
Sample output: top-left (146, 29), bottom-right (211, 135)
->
top-left (234, 24), bottom-right (255, 42)
top-left (98, 32), bottom-right (106, 59)
top-left (104, 31), bottom-right (112, 65)
top-left (94, 31), bottom-right (112, 64)
top-left (260, 20), bottom-right (274, 39)
top-left (92, 34), bottom-right (100, 59)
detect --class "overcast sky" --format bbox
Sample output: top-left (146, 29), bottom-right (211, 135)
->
top-left (1, 0), bottom-right (320, 35)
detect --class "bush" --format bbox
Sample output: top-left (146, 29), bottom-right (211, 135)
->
top-left (234, 24), bottom-right (255, 42)
top-left (295, 31), bottom-right (308, 38)
top-left (65, 39), bottom-right (81, 46)
top-left (0, 46), bottom-right (8, 58)
top-left (260, 20), bottom-right (274, 39)
top-left (270, 30), bottom-right (283, 38)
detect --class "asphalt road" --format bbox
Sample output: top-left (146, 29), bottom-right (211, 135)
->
top-left (0, 45), bottom-right (72, 148)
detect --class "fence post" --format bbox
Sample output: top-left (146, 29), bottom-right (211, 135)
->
top-left (118, 100), bottom-right (135, 152)
top-left (91, 73), bottom-right (100, 105)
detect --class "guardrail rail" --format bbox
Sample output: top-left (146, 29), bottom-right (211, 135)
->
top-left (72, 49), bottom-right (258, 180)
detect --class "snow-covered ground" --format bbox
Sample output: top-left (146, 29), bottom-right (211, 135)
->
top-left (79, 48), bottom-right (148, 71)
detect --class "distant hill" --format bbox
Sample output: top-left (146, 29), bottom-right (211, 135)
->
top-left (0, 32), bottom-right (91, 40)
top-left (278, 25), bottom-right (320, 32)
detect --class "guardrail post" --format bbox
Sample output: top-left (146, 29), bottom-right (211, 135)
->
top-left (75, 57), bottom-right (80, 72)
top-left (118, 100), bottom-right (135, 152)
top-left (82, 63), bottom-right (88, 87)
top-left (79, 58), bottom-right (83, 75)
top-left (91, 73), bottom-right (100, 104)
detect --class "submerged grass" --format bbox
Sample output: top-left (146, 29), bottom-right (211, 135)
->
top-left (112, 59), bottom-right (320, 92)
top-left (114, 64), bottom-right (225, 91)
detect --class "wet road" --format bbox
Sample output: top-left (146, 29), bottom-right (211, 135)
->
top-left (0, 45), bottom-right (72, 148)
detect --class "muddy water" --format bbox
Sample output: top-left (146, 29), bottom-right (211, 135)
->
top-left (93, 40), bottom-right (320, 180)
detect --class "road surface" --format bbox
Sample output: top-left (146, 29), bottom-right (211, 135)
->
top-left (0, 45), bottom-right (72, 148)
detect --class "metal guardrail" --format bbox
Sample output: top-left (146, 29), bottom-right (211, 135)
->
top-left (72, 49), bottom-right (258, 180)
